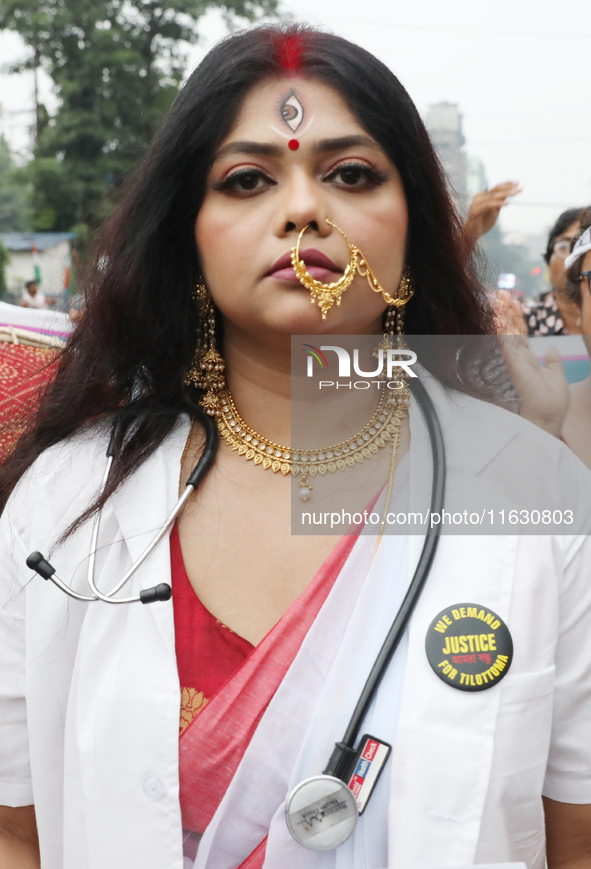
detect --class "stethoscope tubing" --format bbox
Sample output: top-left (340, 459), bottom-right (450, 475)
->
top-left (87, 411), bottom-right (219, 602)
top-left (86, 468), bottom-right (196, 603)
top-left (324, 378), bottom-right (446, 777)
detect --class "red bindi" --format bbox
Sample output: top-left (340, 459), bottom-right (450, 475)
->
top-left (288, 139), bottom-right (299, 150)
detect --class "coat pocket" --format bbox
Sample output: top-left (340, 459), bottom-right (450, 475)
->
top-left (493, 666), bottom-right (555, 777)
top-left (474, 667), bottom-right (556, 865)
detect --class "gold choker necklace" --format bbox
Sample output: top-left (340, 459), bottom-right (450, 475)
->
top-left (212, 386), bottom-right (409, 501)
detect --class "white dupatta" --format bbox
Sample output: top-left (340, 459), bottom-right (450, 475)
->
top-left (193, 458), bottom-right (412, 869)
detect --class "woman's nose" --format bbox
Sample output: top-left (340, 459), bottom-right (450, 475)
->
top-left (274, 172), bottom-right (331, 238)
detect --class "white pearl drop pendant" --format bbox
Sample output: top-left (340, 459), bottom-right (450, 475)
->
top-left (299, 476), bottom-right (313, 502)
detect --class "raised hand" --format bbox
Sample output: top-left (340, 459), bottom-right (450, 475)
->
top-left (463, 181), bottom-right (522, 247)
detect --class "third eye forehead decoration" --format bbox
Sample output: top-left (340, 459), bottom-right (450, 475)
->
top-left (280, 93), bottom-right (304, 133)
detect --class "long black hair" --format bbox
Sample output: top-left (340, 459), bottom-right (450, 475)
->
top-left (0, 23), bottom-right (494, 516)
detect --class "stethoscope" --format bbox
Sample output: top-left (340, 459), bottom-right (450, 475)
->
top-left (26, 379), bottom-right (445, 852)
top-left (26, 412), bottom-right (218, 605)
top-left (284, 377), bottom-right (446, 850)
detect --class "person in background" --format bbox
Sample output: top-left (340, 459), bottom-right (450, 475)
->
top-left (465, 190), bottom-right (589, 462)
top-left (494, 208), bottom-right (591, 470)
top-left (19, 280), bottom-right (48, 310)
top-left (522, 208), bottom-right (582, 336)
top-left (562, 208), bottom-right (591, 466)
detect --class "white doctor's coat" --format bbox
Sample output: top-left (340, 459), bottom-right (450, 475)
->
top-left (1, 381), bottom-right (591, 869)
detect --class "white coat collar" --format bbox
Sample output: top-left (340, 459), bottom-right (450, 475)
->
top-left (106, 415), bottom-right (191, 562)
top-left (100, 416), bottom-right (190, 654)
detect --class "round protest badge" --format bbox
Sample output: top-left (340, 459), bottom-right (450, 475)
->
top-left (425, 602), bottom-right (513, 692)
top-left (285, 775), bottom-right (358, 850)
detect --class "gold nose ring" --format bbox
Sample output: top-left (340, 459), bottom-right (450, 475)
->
top-left (290, 219), bottom-right (358, 320)
top-left (290, 218), bottom-right (414, 320)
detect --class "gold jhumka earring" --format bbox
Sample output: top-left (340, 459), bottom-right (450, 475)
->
top-left (383, 267), bottom-right (413, 337)
top-left (290, 219), bottom-right (415, 319)
top-left (184, 282), bottom-right (226, 415)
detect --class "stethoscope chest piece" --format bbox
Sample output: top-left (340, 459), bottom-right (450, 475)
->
top-left (285, 775), bottom-right (358, 850)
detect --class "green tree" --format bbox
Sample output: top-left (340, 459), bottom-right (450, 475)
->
top-left (0, 135), bottom-right (29, 231)
top-left (0, 240), bottom-right (9, 298)
top-left (1, 0), bottom-right (277, 232)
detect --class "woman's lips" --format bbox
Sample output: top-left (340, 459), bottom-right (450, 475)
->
top-left (266, 248), bottom-right (343, 285)
top-left (270, 266), bottom-right (342, 283)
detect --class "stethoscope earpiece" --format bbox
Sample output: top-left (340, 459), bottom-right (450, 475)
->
top-left (26, 551), bottom-right (56, 579)
top-left (26, 547), bottom-right (173, 606)
top-left (139, 583), bottom-right (172, 604)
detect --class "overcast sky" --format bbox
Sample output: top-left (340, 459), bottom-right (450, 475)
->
top-left (1, 0), bottom-right (590, 240)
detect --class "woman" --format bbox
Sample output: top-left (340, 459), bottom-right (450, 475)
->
top-left (1, 25), bottom-right (590, 869)
top-left (562, 208), bottom-right (591, 466)
top-left (522, 208), bottom-right (582, 336)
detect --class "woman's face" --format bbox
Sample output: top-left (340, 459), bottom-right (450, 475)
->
top-left (195, 77), bottom-right (408, 341)
top-left (549, 220), bottom-right (580, 295)
top-left (578, 250), bottom-right (591, 352)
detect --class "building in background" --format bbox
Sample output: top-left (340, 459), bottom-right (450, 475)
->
top-left (423, 105), bottom-right (546, 299)
top-left (424, 102), bottom-right (468, 214)
top-left (0, 232), bottom-right (75, 302)
top-left (467, 156), bottom-right (488, 199)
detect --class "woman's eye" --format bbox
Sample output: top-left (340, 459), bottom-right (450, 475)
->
top-left (325, 163), bottom-right (387, 189)
top-left (234, 171), bottom-right (264, 191)
top-left (214, 169), bottom-right (275, 195)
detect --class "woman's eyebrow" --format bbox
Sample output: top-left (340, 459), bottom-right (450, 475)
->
top-left (213, 141), bottom-right (283, 162)
top-left (213, 134), bottom-right (380, 163)
top-left (313, 134), bottom-right (379, 154)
